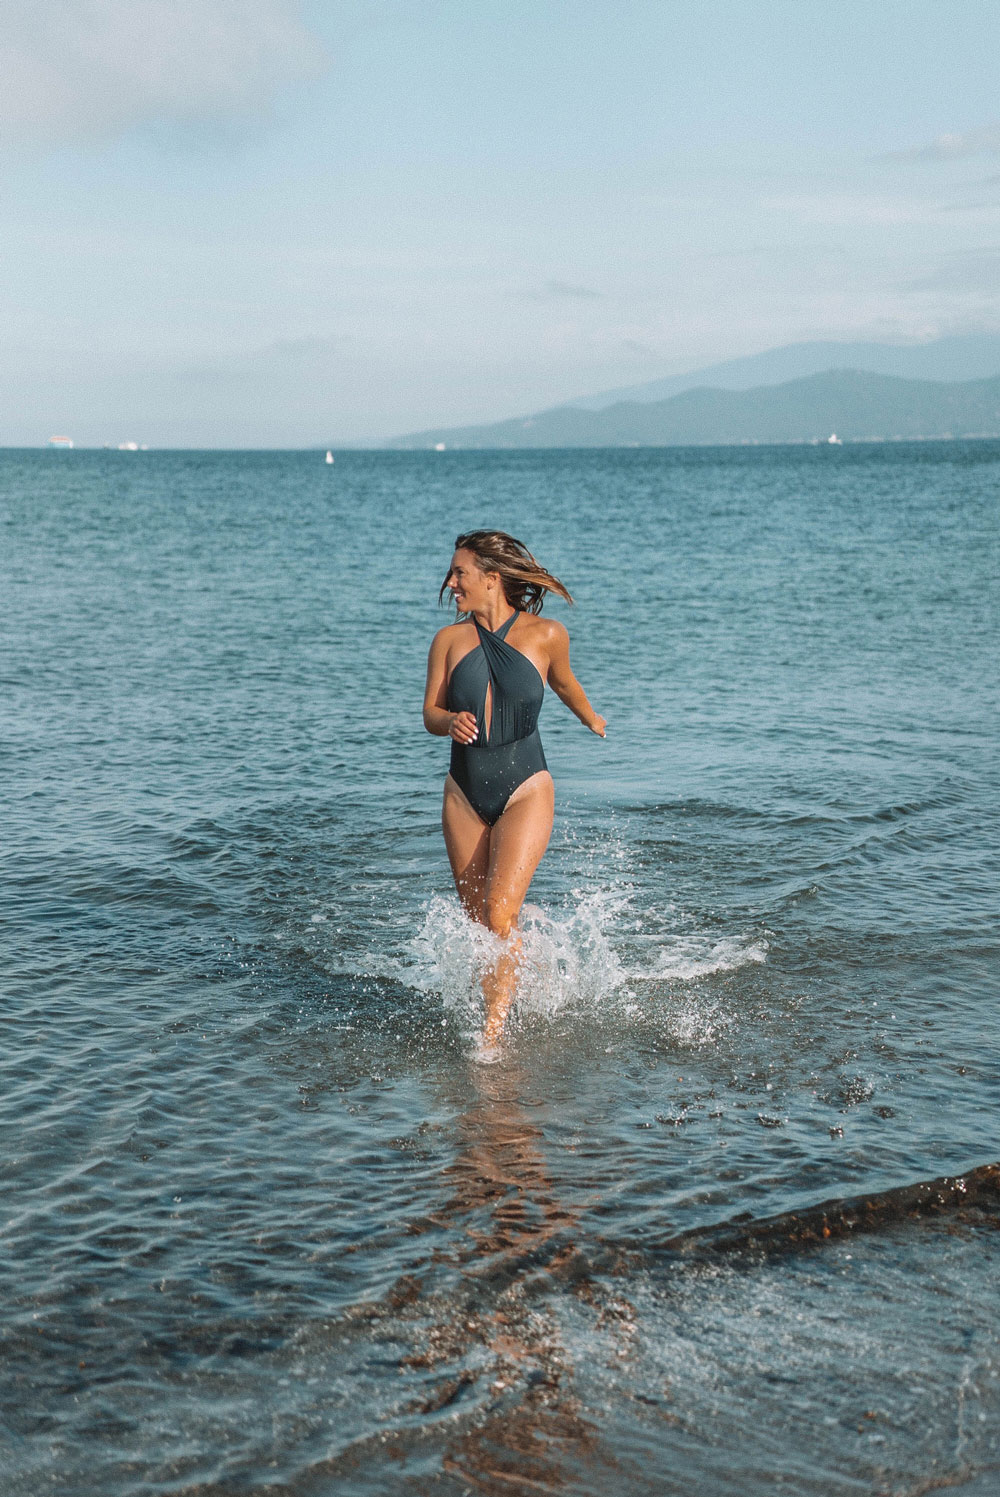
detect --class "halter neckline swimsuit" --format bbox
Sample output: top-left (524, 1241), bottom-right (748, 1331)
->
top-left (446, 610), bottom-right (547, 826)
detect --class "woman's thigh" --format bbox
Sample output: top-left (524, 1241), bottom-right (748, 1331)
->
top-left (484, 772), bottom-right (554, 933)
top-left (442, 774), bottom-right (491, 920)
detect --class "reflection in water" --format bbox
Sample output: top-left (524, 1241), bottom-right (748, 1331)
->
top-left (404, 1065), bottom-right (613, 1494)
top-left (440, 1064), bottom-right (574, 1263)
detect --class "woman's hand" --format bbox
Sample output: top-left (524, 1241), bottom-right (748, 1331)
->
top-left (449, 710), bottom-right (479, 745)
top-left (589, 715), bottom-right (607, 738)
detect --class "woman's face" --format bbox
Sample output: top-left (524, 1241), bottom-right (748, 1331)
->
top-left (446, 548), bottom-right (494, 612)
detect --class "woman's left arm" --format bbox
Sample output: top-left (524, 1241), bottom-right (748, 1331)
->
top-left (544, 621), bottom-right (606, 737)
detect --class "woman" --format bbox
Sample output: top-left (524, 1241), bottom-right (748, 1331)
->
top-left (423, 530), bottom-right (606, 1051)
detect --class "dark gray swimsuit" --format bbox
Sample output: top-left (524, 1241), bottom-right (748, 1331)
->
top-left (446, 611), bottom-right (547, 825)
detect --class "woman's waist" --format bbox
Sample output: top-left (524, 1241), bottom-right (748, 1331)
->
top-left (450, 726), bottom-right (543, 758)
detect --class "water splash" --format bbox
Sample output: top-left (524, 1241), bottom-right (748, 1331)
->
top-left (627, 930), bottom-right (769, 1048)
top-left (402, 889), bottom-right (767, 1048)
top-left (634, 932), bottom-right (769, 982)
top-left (405, 889), bottom-right (630, 1038)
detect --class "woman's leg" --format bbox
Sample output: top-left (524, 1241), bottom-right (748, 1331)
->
top-left (481, 772), bottom-right (554, 1043)
top-left (442, 774), bottom-right (491, 922)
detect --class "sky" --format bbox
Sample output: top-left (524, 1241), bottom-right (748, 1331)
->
top-left (2, 0), bottom-right (999, 446)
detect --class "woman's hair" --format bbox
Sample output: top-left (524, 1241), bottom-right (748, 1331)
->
top-left (440, 530), bottom-right (573, 614)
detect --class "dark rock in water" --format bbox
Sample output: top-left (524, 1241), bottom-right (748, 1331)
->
top-left (647, 1161), bottom-right (1000, 1263)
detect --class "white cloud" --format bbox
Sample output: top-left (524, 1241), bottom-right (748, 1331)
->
top-left (0, 0), bottom-right (326, 146)
top-left (890, 125), bottom-right (1000, 162)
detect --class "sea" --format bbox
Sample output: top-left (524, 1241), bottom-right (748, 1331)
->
top-left (2, 443), bottom-right (998, 1496)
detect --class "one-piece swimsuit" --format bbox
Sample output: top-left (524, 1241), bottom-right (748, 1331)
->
top-left (446, 610), bottom-right (547, 825)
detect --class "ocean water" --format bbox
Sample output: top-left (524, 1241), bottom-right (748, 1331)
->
top-left (2, 444), bottom-right (998, 1496)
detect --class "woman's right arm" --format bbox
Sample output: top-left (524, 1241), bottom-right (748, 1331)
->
top-left (423, 630), bottom-right (479, 743)
top-left (544, 620), bottom-right (607, 737)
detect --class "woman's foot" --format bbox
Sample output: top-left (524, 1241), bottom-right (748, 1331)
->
top-left (482, 998), bottom-right (511, 1048)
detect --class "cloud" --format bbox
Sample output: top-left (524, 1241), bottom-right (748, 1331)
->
top-left (907, 247), bottom-right (1000, 292)
top-left (889, 124), bottom-right (1000, 162)
top-left (523, 280), bottom-right (603, 301)
top-left (0, 0), bottom-right (327, 147)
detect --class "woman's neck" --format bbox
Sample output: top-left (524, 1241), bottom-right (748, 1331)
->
top-left (473, 599), bottom-right (516, 633)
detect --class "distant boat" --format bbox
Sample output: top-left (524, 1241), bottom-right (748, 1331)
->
top-left (827, 432), bottom-right (843, 445)
top-left (48, 435), bottom-right (74, 448)
top-left (325, 450), bottom-right (334, 464)
top-left (434, 442), bottom-right (446, 451)
top-left (117, 441), bottom-right (140, 451)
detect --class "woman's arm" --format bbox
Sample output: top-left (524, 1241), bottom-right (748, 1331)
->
top-left (544, 621), bottom-right (606, 737)
top-left (423, 629), bottom-right (479, 743)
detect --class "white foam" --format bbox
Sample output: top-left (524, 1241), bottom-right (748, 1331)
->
top-left (634, 932), bottom-right (769, 982)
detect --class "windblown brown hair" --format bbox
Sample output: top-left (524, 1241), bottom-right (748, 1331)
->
top-left (439, 530), bottom-right (573, 615)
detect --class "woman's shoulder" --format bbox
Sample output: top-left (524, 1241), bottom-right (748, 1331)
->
top-left (519, 613), bottom-right (568, 644)
top-left (429, 619), bottom-right (476, 649)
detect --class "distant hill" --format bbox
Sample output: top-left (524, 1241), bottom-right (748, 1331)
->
top-left (563, 332), bottom-right (1000, 410)
top-left (387, 369), bottom-right (1000, 450)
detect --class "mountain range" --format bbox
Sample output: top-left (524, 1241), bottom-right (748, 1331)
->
top-left (562, 332), bottom-right (1000, 410)
top-left (386, 335), bottom-right (1000, 449)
